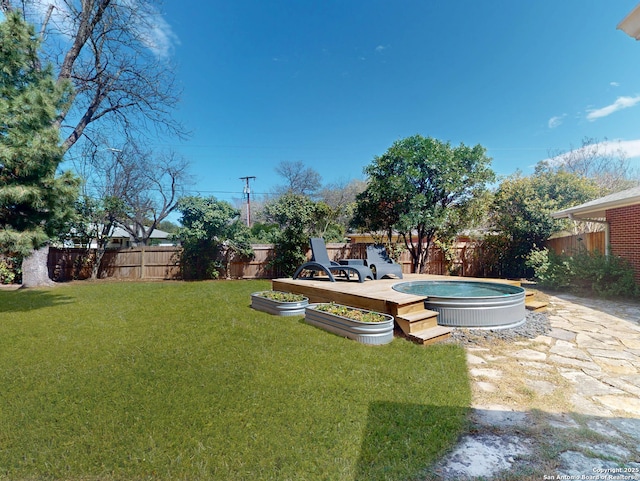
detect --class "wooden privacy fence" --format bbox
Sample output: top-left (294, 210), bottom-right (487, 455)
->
top-left (49, 247), bottom-right (181, 281)
top-left (545, 231), bottom-right (606, 256)
top-left (49, 239), bottom-right (487, 281)
top-left (213, 240), bottom-right (486, 279)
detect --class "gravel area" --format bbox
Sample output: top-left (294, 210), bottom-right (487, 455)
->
top-left (447, 310), bottom-right (550, 345)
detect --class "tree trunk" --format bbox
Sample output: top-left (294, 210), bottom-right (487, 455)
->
top-left (91, 247), bottom-right (105, 280)
top-left (21, 245), bottom-right (55, 288)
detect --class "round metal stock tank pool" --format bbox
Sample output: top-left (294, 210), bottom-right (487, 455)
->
top-left (392, 280), bottom-right (526, 329)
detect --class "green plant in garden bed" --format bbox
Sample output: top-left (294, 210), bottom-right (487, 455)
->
top-left (255, 290), bottom-right (306, 302)
top-left (0, 280), bottom-right (470, 481)
top-left (314, 302), bottom-right (388, 323)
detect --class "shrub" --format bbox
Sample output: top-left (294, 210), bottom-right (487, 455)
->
top-left (263, 193), bottom-right (316, 277)
top-left (476, 234), bottom-right (534, 279)
top-left (0, 257), bottom-right (19, 284)
top-left (526, 248), bottom-right (572, 290)
top-left (176, 196), bottom-right (253, 280)
top-left (570, 249), bottom-right (639, 298)
top-left (528, 247), bottom-right (639, 299)
top-left (268, 228), bottom-right (308, 277)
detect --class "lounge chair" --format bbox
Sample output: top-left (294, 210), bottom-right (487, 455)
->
top-left (292, 238), bottom-right (374, 283)
top-left (365, 244), bottom-right (403, 280)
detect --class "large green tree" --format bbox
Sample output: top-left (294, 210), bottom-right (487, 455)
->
top-left (176, 196), bottom-right (252, 280)
top-left (486, 164), bottom-right (600, 278)
top-left (353, 135), bottom-right (495, 273)
top-left (263, 192), bottom-right (318, 276)
top-left (0, 12), bottom-right (78, 268)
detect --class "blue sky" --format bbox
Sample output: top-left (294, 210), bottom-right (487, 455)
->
top-left (59, 2), bottom-right (640, 203)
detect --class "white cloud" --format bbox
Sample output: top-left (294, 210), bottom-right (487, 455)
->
top-left (31, 0), bottom-right (74, 39)
top-left (542, 139), bottom-right (640, 166)
top-left (29, 0), bottom-right (178, 60)
top-left (610, 81), bottom-right (620, 87)
top-left (586, 95), bottom-right (640, 121)
top-left (615, 139), bottom-right (640, 159)
top-left (127, 1), bottom-right (179, 59)
top-left (375, 45), bottom-right (388, 53)
top-left (548, 114), bottom-right (566, 129)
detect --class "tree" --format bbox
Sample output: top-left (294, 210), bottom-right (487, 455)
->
top-left (350, 185), bottom-right (402, 245)
top-left (176, 196), bottom-right (252, 279)
top-left (0, 12), bottom-right (79, 285)
top-left (274, 160), bottom-right (322, 196)
top-left (545, 137), bottom-right (639, 194)
top-left (0, 0), bottom-right (184, 153)
top-left (353, 135), bottom-right (495, 273)
top-left (78, 141), bottom-right (190, 247)
top-left (486, 167), bottom-right (600, 278)
top-left (69, 194), bottom-right (125, 279)
top-left (114, 146), bottom-right (189, 246)
top-left (157, 220), bottom-right (179, 234)
top-left (263, 192), bottom-right (318, 276)
top-left (315, 179), bottom-right (366, 240)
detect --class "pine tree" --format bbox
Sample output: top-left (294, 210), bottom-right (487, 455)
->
top-left (0, 12), bottom-right (78, 264)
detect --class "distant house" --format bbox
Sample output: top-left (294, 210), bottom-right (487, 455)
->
top-left (552, 186), bottom-right (640, 284)
top-left (70, 224), bottom-right (174, 249)
top-left (104, 225), bottom-right (174, 248)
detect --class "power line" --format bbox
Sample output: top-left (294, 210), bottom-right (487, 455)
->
top-left (181, 189), bottom-right (272, 196)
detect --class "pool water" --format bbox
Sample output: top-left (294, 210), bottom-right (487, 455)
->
top-left (393, 280), bottom-right (523, 298)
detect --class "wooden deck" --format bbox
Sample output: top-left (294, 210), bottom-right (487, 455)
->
top-left (272, 274), bottom-right (536, 345)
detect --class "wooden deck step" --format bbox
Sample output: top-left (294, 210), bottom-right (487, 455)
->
top-left (406, 325), bottom-right (452, 345)
top-left (396, 301), bottom-right (430, 316)
top-left (525, 300), bottom-right (548, 312)
top-left (395, 309), bottom-right (439, 334)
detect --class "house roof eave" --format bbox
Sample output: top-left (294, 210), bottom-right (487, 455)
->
top-left (618, 3), bottom-right (640, 40)
top-left (551, 186), bottom-right (640, 221)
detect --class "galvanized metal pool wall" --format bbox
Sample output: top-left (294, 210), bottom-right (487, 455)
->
top-left (393, 281), bottom-right (527, 329)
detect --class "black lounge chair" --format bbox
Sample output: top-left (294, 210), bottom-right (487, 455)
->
top-left (365, 244), bottom-right (403, 280)
top-left (292, 238), bottom-right (374, 283)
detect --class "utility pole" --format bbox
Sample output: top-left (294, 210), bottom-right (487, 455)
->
top-left (239, 176), bottom-right (256, 227)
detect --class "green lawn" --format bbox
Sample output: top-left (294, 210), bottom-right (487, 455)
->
top-left (0, 281), bottom-right (471, 481)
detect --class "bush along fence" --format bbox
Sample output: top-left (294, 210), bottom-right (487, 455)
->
top-left (47, 233), bottom-right (605, 282)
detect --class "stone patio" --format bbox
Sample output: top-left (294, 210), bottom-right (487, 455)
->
top-left (430, 292), bottom-right (640, 480)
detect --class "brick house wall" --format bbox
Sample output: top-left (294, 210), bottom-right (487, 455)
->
top-left (606, 204), bottom-right (640, 284)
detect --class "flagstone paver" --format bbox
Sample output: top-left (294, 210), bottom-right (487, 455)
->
top-left (465, 353), bottom-right (487, 365)
top-left (595, 395), bottom-right (640, 416)
top-left (511, 348), bottom-right (547, 361)
top-left (434, 292), bottom-right (640, 480)
top-left (549, 339), bottom-right (592, 360)
top-left (559, 370), bottom-right (625, 396)
top-left (547, 327), bottom-right (576, 341)
top-left (469, 368), bottom-right (503, 379)
top-left (524, 378), bottom-right (557, 395)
